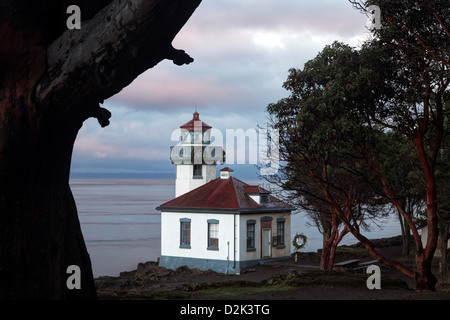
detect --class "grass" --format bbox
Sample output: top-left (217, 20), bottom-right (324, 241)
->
top-left (192, 283), bottom-right (296, 299)
top-left (97, 241), bottom-right (450, 299)
top-left (98, 270), bottom-right (391, 300)
top-left (160, 270), bottom-right (409, 300)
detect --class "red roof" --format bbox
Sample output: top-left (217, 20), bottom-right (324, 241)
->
top-left (243, 185), bottom-right (270, 194)
top-left (158, 177), bottom-right (293, 212)
top-left (180, 111), bottom-right (212, 131)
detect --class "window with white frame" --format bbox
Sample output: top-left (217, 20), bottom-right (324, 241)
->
top-left (247, 220), bottom-right (256, 251)
top-left (180, 218), bottom-right (191, 248)
top-left (207, 219), bottom-right (219, 250)
top-left (276, 218), bottom-right (285, 247)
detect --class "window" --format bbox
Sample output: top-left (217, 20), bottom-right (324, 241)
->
top-left (246, 220), bottom-right (256, 251)
top-left (194, 132), bottom-right (203, 144)
top-left (276, 218), bottom-right (285, 247)
top-left (193, 164), bottom-right (203, 179)
top-left (260, 194), bottom-right (270, 204)
top-left (207, 219), bottom-right (219, 250)
top-left (180, 218), bottom-right (191, 248)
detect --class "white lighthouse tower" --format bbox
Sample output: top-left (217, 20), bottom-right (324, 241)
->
top-left (158, 112), bottom-right (293, 274)
top-left (170, 111), bottom-right (224, 197)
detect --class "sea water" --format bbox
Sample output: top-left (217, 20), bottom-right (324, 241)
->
top-left (71, 179), bottom-right (173, 277)
top-left (70, 178), bottom-right (401, 277)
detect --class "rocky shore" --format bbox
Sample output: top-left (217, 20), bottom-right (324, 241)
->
top-left (95, 236), bottom-right (450, 300)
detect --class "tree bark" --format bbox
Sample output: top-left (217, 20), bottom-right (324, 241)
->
top-left (321, 228), bottom-right (335, 270)
top-left (413, 132), bottom-right (439, 291)
top-left (398, 207), bottom-right (412, 256)
top-left (0, 0), bottom-right (201, 299)
top-left (438, 221), bottom-right (450, 278)
top-left (320, 226), bottom-right (331, 269)
top-left (321, 217), bottom-right (348, 270)
top-left (322, 186), bottom-right (418, 284)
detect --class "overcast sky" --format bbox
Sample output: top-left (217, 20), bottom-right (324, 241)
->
top-left (71, 0), bottom-right (372, 180)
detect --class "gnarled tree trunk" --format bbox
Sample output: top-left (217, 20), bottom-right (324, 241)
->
top-left (0, 0), bottom-right (201, 299)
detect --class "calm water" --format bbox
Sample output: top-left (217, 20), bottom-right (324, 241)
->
top-left (70, 179), bottom-right (174, 277)
top-left (70, 178), bottom-right (401, 277)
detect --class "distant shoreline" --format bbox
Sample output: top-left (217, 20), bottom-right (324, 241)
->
top-left (70, 173), bottom-right (175, 179)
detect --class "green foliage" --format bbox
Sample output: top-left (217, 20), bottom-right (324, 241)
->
top-left (436, 126), bottom-right (450, 222)
top-left (266, 41), bottom-right (391, 239)
top-left (265, 0), bottom-right (449, 289)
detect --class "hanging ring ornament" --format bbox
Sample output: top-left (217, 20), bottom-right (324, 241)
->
top-left (293, 233), bottom-right (307, 251)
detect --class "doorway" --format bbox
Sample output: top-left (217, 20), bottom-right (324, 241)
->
top-left (262, 228), bottom-right (271, 258)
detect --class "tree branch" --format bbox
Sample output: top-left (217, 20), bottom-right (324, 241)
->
top-left (35, 0), bottom-right (201, 123)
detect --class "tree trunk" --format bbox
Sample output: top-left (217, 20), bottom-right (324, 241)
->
top-left (0, 0), bottom-right (201, 299)
top-left (438, 221), bottom-right (450, 277)
top-left (326, 241), bottom-right (338, 271)
top-left (321, 220), bottom-right (348, 270)
top-left (415, 253), bottom-right (438, 291)
top-left (0, 98), bottom-right (96, 299)
top-left (413, 132), bottom-right (440, 291)
top-left (321, 231), bottom-right (334, 270)
top-left (320, 227), bottom-right (331, 269)
top-left (398, 211), bottom-right (412, 256)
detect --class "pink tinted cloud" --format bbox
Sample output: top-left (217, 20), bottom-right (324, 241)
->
top-left (180, 0), bottom-right (367, 39)
top-left (108, 1), bottom-right (368, 112)
top-left (110, 69), bottom-right (237, 109)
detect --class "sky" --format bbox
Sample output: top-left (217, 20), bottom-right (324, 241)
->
top-left (70, 0), bottom-right (373, 180)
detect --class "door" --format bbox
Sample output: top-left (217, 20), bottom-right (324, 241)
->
top-left (262, 228), bottom-right (271, 258)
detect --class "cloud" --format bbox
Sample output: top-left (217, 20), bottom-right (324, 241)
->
top-left (181, 0), bottom-right (367, 37)
top-left (110, 67), bottom-right (236, 110)
top-left (73, 105), bottom-right (269, 164)
top-left (108, 0), bottom-right (369, 112)
top-left (74, 107), bottom-right (170, 162)
top-left (72, 1), bottom-right (372, 177)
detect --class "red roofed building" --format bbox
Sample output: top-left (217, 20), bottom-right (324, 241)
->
top-left (157, 114), bottom-right (293, 274)
top-left (179, 111), bottom-right (212, 132)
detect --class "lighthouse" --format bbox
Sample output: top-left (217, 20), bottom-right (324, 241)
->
top-left (157, 112), bottom-right (294, 274)
top-left (170, 111), bottom-right (224, 197)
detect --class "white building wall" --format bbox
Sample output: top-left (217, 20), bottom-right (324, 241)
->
top-left (161, 211), bottom-right (236, 261)
top-left (238, 214), bottom-right (260, 262)
top-left (248, 194), bottom-right (260, 204)
top-left (421, 225), bottom-right (450, 257)
top-left (160, 210), bottom-right (291, 273)
top-left (175, 165), bottom-right (216, 197)
top-left (238, 212), bottom-right (291, 262)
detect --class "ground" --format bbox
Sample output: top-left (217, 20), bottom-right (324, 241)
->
top-left (95, 238), bottom-right (450, 300)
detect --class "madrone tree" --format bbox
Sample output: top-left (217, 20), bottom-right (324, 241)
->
top-left (265, 42), bottom-right (389, 271)
top-left (266, 37), bottom-right (448, 290)
top-left (350, 0), bottom-right (449, 290)
top-left (0, 0), bottom-right (201, 299)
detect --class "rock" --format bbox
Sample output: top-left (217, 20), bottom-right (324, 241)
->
top-left (265, 270), bottom-right (306, 286)
top-left (134, 261), bottom-right (172, 280)
top-left (174, 265), bottom-right (192, 274)
top-left (94, 276), bottom-right (138, 289)
top-left (241, 268), bottom-right (256, 274)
